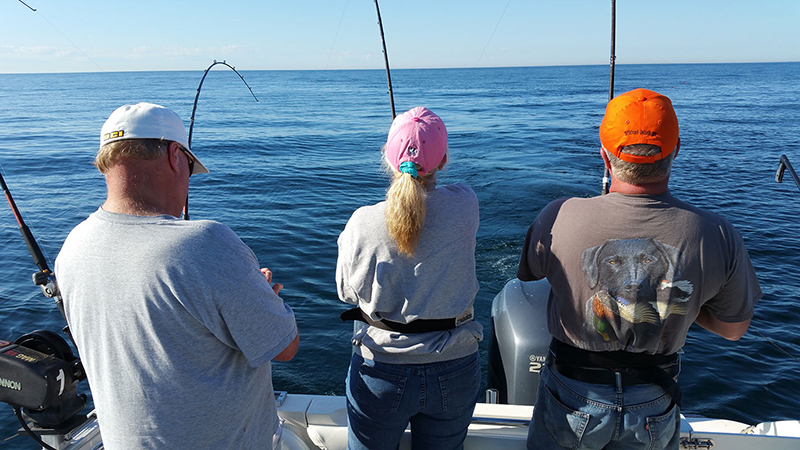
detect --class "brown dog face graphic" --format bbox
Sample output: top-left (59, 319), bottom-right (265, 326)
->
top-left (582, 238), bottom-right (691, 343)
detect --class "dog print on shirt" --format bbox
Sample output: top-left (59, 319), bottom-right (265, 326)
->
top-left (581, 238), bottom-right (693, 346)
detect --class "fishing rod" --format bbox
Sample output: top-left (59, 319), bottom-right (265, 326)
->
top-left (373, 0), bottom-right (396, 119)
top-left (601, 0), bottom-right (616, 195)
top-left (776, 154), bottom-right (800, 193)
top-left (183, 60), bottom-right (259, 220)
top-left (17, 0), bottom-right (36, 11)
top-left (0, 171), bottom-right (70, 334)
top-left (0, 171), bottom-right (89, 445)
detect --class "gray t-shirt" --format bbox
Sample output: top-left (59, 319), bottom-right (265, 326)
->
top-left (337, 183), bottom-right (483, 364)
top-left (55, 208), bottom-right (297, 449)
top-left (518, 192), bottom-right (761, 355)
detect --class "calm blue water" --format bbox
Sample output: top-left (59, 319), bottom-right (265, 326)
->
top-left (1, 64), bottom-right (799, 447)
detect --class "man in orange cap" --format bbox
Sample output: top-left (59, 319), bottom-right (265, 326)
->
top-left (517, 89), bottom-right (761, 449)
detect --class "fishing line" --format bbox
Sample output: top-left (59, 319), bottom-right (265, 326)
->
top-left (373, 0), bottom-right (396, 119)
top-left (326, 0), bottom-right (350, 69)
top-left (475, 0), bottom-right (512, 67)
top-left (751, 326), bottom-right (800, 364)
top-left (17, 1), bottom-right (104, 72)
top-left (184, 60), bottom-right (259, 220)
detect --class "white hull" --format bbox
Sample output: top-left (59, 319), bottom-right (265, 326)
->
top-left (276, 393), bottom-right (800, 450)
top-left (39, 392), bottom-right (800, 449)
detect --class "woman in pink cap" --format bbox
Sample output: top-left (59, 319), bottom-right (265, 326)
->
top-left (336, 107), bottom-right (482, 450)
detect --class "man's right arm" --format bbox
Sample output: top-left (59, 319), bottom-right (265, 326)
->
top-left (274, 333), bottom-right (299, 361)
top-left (694, 306), bottom-right (750, 341)
top-left (517, 223), bottom-right (547, 281)
top-left (517, 199), bottom-right (567, 282)
top-left (262, 267), bottom-right (299, 361)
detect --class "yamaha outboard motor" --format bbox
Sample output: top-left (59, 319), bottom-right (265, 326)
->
top-left (488, 278), bottom-right (552, 405)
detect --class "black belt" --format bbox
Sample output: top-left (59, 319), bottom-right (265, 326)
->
top-left (550, 361), bottom-right (679, 386)
top-left (548, 339), bottom-right (682, 406)
top-left (340, 307), bottom-right (463, 333)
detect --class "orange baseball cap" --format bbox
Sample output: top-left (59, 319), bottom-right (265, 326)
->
top-left (599, 88), bottom-right (679, 164)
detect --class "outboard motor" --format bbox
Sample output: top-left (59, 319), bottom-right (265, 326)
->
top-left (488, 278), bottom-right (552, 405)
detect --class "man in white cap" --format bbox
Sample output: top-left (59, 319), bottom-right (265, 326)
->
top-left (55, 103), bottom-right (299, 449)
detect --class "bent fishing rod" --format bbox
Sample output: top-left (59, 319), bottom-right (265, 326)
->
top-left (601, 0), bottom-right (616, 195)
top-left (0, 171), bottom-right (77, 350)
top-left (374, 0), bottom-right (396, 119)
top-left (183, 60), bottom-right (259, 220)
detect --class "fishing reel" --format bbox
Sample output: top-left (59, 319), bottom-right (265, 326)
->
top-left (0, 330), bottom-right (87, 429)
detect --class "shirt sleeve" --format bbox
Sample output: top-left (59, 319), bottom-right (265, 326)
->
top-left (703, 222), bottom-right (762, 323)
top-left (517, 199), bottom-right (565, 281)
top-left (219, 283), bottom-right (297, 367)
top-left (336, 221), bottom-right (360, 305)
top-left (190, 223), bottom-right (298, 367)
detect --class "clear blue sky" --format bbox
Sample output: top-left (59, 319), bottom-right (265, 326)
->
top-left (1, 0), bottom-right (798, 74)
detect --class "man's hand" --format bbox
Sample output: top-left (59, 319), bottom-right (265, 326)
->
top-left (261, 268), bottom-right (284, 296)
top-left (261, 267), bottom-right (298, 361)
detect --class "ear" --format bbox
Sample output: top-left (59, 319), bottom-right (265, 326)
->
top-left (581, 244), bottom-right (604, 289)
top-left (651, 239), bottom-right (681, 280)
top-left (438, 153), bottom-right (448, 171)
top-left (673, 138), bottom-right (680, 159)
top-left (167, 141), bottom-right (182, 173)
top-left (600, 147), bottom-right (611, 170)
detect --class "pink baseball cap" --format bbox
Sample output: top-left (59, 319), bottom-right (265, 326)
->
top-left (385, 107), bottom-right (448, 176)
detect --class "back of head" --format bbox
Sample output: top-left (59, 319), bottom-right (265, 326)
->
top-left (383, 107), bottom-right (448, 257)
top-left (599, 89), bottom-right (679, 185)
top-left (95, 103), bottom-right (209, 175)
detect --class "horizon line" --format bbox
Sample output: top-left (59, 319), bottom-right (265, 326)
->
top-left (2, 60), bottom-right (798, 76)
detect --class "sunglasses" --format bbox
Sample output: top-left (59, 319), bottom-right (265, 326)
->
top-left (178, 145), bottom-right (195, 175)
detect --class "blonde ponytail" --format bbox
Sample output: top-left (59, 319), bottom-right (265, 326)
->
top-left (385, 170), bottom-right (428, 257)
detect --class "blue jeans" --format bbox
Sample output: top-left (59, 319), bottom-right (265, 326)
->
top-left (527, 363), bottom-right (680, 450)
top-left (346, 351), bottom-right (480, 450)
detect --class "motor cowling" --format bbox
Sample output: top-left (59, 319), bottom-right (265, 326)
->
top-left (0, 330), bottom-right (86, 428)
top-left (488, 278), bottom-right (552, 405)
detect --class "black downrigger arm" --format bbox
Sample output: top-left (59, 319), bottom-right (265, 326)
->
top-left (776, 154), bottom-right (800, 193)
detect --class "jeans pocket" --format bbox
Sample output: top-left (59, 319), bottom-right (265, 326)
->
top-left (437, 355), bottom-right (480, 412)
top-left (355, 363), bottom-right (407, 414)
top-left (541, 383), bottom-right (590, 449)
top-left (646, 402), bottom-right (680, 450)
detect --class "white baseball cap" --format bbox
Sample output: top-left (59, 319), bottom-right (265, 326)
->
top-left (100, 102), bottom-right (209, 175)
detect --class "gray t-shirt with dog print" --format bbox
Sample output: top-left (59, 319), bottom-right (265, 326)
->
top-left (517, 192), bottom-right (761, 355)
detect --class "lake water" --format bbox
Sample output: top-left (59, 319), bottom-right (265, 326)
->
top-left (1, 63), bottom-right (799, 447)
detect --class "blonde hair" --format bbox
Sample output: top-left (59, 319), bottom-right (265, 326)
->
top-left (383, 158), bottom-right (439, 257)
top-left (94, 139), bottom-right (169, 174)
top-left (605, 144), bottom-right (675, 184)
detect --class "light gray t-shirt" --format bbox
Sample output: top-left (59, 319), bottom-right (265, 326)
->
top-left (337, 183), bottom-right (483, 364)
top-left (518, 192), bottom-right (761, 355)
top-left (55, 208), bottom-right (297, 449)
